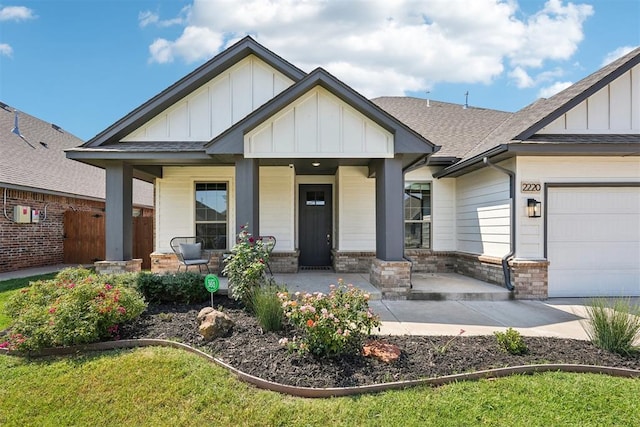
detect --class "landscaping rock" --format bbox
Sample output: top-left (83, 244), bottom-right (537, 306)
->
top-left (363, 340), bottom-right (401, 363)
top-left (198, 309), bottom-right (234, 341)
top-left (197, 307), bottom-right (215, 322)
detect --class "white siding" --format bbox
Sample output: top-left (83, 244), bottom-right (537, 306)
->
top-left (540, 64), bottom-right (640, 134)
top-left (455, 164), bottom-right (511, 257)
top-left (259, 167), bottom-right (295, 251)
top-left (155, 166), bottom-right (235, 252)
top-left (405, 167), bottom-right (456, 251)
top-left (245, 87), bottom-right (394, 158)
top-left (122, 55), bottom-right (294, 142)
top-left (336, 166), bottom-right (376, 251)
top-left (516, 156), bottom-right (640, 259)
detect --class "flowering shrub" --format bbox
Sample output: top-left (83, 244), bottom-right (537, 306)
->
top-left (278, 279), bottom-right (380, 357)
top-left (1, 269), bottom-right (146, 351)
top-left (223, 224), bottom-right (270, 309)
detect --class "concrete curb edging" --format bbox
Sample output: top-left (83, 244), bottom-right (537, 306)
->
top-left (2, 339), bottom-right (639, 398)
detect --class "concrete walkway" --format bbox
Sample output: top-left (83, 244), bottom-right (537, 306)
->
top-left (0, 265), bottom-right (599, 341)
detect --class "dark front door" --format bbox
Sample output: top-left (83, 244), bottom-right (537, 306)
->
top-left (299, 184), bottom-right (332, 266)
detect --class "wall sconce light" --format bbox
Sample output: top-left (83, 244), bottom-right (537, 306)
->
top-left (527, 198), bottom-right (541, 218)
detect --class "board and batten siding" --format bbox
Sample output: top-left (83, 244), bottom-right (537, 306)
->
top-left (244, 87), bottom-right (394, 158)
top-left (405, 167), bottom-right (456, 251)
top-left (516, 156), bottom-right (640, 259)
top-left (122, 55), bottom-right (294, 142)
top-left (336, 166), bottom-right (376, 251)
top-left (455, 164), bottom-right (511, 257)
top-left (155, 166), bottom-right (235, 252)
top-left (540, 63), bottom-right (640, 133)
top-left (259, 167), bottom-right (295, 251)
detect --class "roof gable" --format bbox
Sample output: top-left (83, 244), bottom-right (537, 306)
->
top-left (85, 36), bottom-right (306, 148)
top-left (206, 68), bottom-right (436, 156)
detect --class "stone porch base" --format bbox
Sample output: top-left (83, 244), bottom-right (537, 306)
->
top-left (150, 251), bottom-right (300, 275)
top-left (369, 259), bottom-right (411, 299)
top-left (95, 259), bottom-right (142, 275)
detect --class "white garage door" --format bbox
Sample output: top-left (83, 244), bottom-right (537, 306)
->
top-left (548, 186), bottom-right (640, 297)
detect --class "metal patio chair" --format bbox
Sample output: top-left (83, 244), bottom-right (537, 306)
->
top-left (170, 236), bottom-right (211, 274)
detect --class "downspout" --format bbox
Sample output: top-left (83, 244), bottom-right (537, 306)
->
top-left (482, 157), bottom-right (515, 291)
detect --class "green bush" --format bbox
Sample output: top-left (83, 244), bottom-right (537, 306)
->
top-left (494, 327), bottom-right (528, 355)
top-left (584, 298), bottom-right (640, 356)
top-left (279, 279), bottom-right (380, 357)
top-left (1, 270), bottom-right (146, 351)
top-left (223, 224), bottom-right (270, 309)
top-left (252, 283), bottom-right (285, 332)
top-left (135, 272), bottom-right (209, 304)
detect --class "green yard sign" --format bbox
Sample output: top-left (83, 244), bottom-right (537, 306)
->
top-left (205, 274), bottom-right (220, 293)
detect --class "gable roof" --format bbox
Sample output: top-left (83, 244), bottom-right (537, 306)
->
top-left (205, 68), bottom-right (437, 156)
top-left (0, 103), bottom-right (154, 206)
top-left (372, 97), bottom-right (511, 161)
top-left (435, 46), bottom-right (640, 177)
top-left (84, 36), bottom-right (306, 148)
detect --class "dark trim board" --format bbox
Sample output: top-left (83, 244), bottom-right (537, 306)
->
top-left (543, 182), bottom-right (640, 258)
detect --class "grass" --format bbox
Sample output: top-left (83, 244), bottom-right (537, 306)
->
top-left (0, 273), bottom-right (57, 330)
top-left (1, 346), bottom-right (639, 426)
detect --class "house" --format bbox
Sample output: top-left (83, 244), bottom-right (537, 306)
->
top-left (0, 104), bottom-right (154, 273)
top-left (66, 37), bottom-right (639, 298)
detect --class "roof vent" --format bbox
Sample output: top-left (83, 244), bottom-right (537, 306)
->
top-left (51, 123), bottom-right (63, 132)
top-left (40, 141), bottom-right (48, 148)
top-left (463, 91), bottom-right (469, 109)
top-left (0, 102), bottom-right (9, 111)
top-left (10, 110), bottom-right (35, 149)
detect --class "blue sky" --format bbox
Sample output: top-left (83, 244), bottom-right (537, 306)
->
top-left (1, 0), bottom-right (638, 141)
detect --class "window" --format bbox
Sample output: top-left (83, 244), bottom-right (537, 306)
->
top-left (195, 183), bottom-right (227, 250)
top-left (404, 182), bottom-right (431, 249)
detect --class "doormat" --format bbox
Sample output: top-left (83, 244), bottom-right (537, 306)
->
top-left (299, 266), bottom-right (332, 271)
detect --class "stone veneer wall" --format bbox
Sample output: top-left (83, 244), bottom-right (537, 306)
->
top-left (95, 259), bottom-right (142, 275)
top-left (151, 251), bottom-right (299, 275)
top-left (332, 250), bottom-right (375, 273)
top-left (510, 259), bottom-right (549, 299)
top-left (451, 253), bottom-right (505, 287)
top-left (369, 259), bottom-right (411, 299)
top-left (403, 250), bottom-right (456, 273)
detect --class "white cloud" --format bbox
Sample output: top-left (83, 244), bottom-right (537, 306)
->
top-left (0, 5), bottom-right (35, 21)
top-left (0, 43), bottom-right (13, 57)
top-left (139, 7), bottom-right (189, 28)
top-left (145, 0), bottom-right (594, 97)
top-left (538, 81), bottom-right (572, 98)
top-left (601, 46), bottom-right (637, 66)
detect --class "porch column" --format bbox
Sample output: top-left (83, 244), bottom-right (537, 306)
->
top-left (105, 161), bottom-right (133, 260)
top-left (375, 157), bottom-right (404, 260)
top-left (235, 157), bottom-right (260, 236)
top-left (371, 156), bottom-right (411, 299)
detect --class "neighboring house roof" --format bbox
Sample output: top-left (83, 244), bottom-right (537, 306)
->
top-left (435, 46), bottom-right (640, 177)
top-left (372, 97), bottom-right (511, 161)
top-left (0, 103), bottom-right (154, 207)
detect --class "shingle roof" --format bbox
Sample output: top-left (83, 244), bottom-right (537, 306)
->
top-left (371, 97), bottom-right (512, 158)
top-left (0, 104), bottom-right (154, 206)
top-left (461, 46), bottom-right (640, 162)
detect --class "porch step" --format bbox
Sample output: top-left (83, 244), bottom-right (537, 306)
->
top-left (408, 273), bottom-right (513, 301)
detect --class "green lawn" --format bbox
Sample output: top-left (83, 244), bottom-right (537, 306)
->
top-left (2, 274), bottom-right (639, 426)
top-left (1, 347), bottom-right (638, 426)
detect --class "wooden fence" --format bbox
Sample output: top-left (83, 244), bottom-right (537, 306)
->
top-left (63, 211), bottom-right (153, 269)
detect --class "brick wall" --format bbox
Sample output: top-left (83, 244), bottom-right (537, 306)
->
top-left (404, 250), bottom-right (456, 273)
top-left (0, 187), bottom-right (153, 274)
top-left (151, 250), bottom-right (299, 275)
top-left (332, 250), bottom-right (375, 273)
top-left (452, 253), bottom-right (505, 286)
top-left (510, 259), bottom-right (549, 299)
top-left (0, 187), bottom-right (103, 273)
top-left (369, 259), bottom-right (411, 299)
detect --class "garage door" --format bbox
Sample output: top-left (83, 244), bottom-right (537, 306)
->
top-left (547, 186), bottom-right (640, 297)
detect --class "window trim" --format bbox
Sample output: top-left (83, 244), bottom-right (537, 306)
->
top-left (194, 181), bottom-right (229, 250)
top-left (403, 180), bottom-right (432, 250)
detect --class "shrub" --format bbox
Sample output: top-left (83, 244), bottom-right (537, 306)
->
top-left (223, 225), bottom-right (270, 308)
top-left (494, 327), bottom-right (528, 355)
top-left (135, 272), bottom-right (209, 304)
top-left (252, 282), bottom-right (285, 332)
top-left (584, 298), bottom-right (640, 356)
top-left (2, 270), bottom-right (146, 351)
top-left (279, 279), bottom-right (380, 357)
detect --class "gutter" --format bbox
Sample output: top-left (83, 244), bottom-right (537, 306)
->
top-left (434, 145), bottom-right (508, 178)
top-left (482, 158), bottom-right (515, 291)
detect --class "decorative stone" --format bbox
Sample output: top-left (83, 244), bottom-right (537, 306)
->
top-left (198, 309), bottom-right (234, 341)
top-left (197, 307), bottom-right (215, 322)
top-left (362, 340), bottom-right (401, 363)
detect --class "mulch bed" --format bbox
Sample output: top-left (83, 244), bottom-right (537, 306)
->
top-left (120, 296), bottom-right (640, 389)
